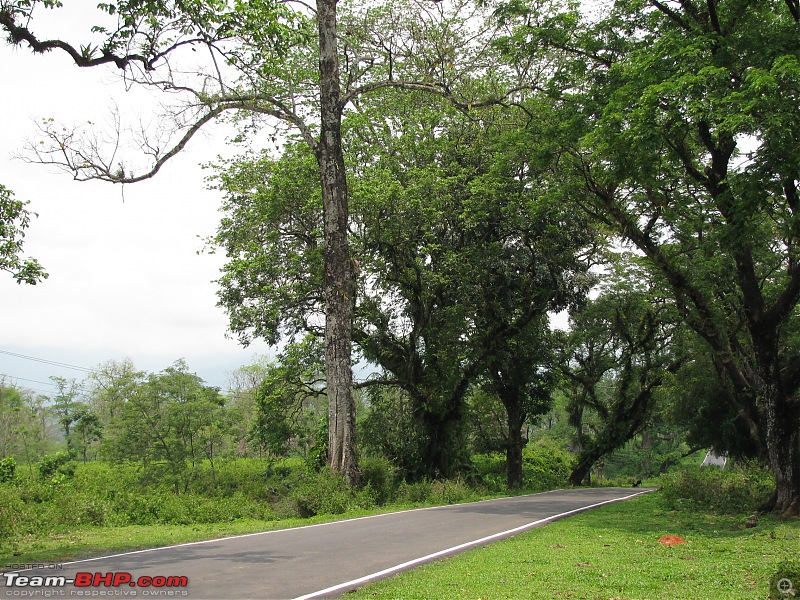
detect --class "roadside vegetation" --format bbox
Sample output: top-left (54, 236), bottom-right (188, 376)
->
top-left (0, 441), bottom-right (573, 564)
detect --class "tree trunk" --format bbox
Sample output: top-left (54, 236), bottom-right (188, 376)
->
top-left (763, 383), bottom-right (800, 515)
top-left (503, 400), bottom-right (525, 490)
top-left (568, 447), bottom-right (599, 486)
top-left (317, 0), bottom-right (359, 486)
top-left (418, 400), bottom-right (465, 479)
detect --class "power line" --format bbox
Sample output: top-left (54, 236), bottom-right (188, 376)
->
top-left (0, 373), bottom-right (59, 388)
top-left (0, 349), bottom-right (94, 373)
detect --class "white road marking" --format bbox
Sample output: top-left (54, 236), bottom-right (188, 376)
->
top-left (293, 489), bottom-right (653, 600)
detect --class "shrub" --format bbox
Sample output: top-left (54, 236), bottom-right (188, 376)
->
top-left (0, 485), bottom-right (25, 540)
top-left (658, 463), bottom-right (774, 514)
top-left (398, 479), bottom-right (433, 503)
top-left (38, 452), bottom-right (75, 480)
top-left (469, 453), bottom-right (507, 492)
top-left (288, 469), bottom-right (357, 517)
top-left (359, 456), bottom-right (398, 505)
top-left (523, 437), bottom-right (573, 491)
top-left (0, 456), bottom-right (16, 483)
top-left (431, 477), bottom-right (476, 504)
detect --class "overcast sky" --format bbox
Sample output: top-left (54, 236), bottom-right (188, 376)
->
top-left (0, 14), bottom-right (271, 396)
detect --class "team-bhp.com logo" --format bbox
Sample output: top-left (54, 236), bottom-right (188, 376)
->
top-left (4, 572), bottom-right (188, 596)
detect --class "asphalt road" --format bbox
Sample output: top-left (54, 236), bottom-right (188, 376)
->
top-left (3, 487), bottom-right (653, 599)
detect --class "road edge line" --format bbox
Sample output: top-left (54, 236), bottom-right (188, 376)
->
top-left (2, 488), bottom-right (584, 572)
top-left (292, 489), bottom-right (654, 600)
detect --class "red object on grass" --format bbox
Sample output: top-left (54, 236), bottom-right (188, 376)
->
top-left (658, 535), bottom-right (687, 546)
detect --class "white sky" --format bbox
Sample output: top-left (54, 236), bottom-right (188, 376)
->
top-left (0, 13), bottom-right (270, 395)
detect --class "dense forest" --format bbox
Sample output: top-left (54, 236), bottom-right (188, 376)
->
top-left (1, 0), bottom-right (799, 522)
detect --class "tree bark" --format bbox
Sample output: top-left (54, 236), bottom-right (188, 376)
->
top-left (503, 398), bottom-right (526, 489)
top-left (317, 0), bottom-right (359, 486)
top-left (418, 403), bottom-right (464, 479)
top-left (568, 449), bottom-right (599, 487)
top-left (760, 369), bottom-right (800, 515)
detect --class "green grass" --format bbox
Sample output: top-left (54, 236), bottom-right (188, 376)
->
top-left (0, 503), bottom-right (431, 566)
top-left (0, 492), bottom-right (512, 567)
top-left (347, 492), bottom-right (800, 600)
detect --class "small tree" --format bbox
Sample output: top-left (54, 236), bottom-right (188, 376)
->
top-left (70, 408), bottom-right (102, 463)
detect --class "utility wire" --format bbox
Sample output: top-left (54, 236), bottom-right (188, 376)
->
top-left (0, 349), bottom-right (94, 373)
top-left (0, 373), bottom-right (60, 388)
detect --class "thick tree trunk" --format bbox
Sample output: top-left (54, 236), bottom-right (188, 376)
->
top-left (568, 447), bottom-right (599, 486)
top-left (420, 408), bottom-right (460, 479)
top-left (317, 0), bottom-right (359, 486)
top-left (504, 400), bottom-right (526, 490)
top-left (763, 383), bottom-right (800, 515)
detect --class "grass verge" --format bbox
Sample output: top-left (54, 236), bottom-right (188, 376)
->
top-left (0, 491), bottom-right (513, 568)
top-left (0, 504), bottom-right (431, 567)
top-left (347, 492), bottom-right (800, 600)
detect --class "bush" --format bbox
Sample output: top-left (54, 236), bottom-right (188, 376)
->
top-left (469, 453), bottom-right (507, 492)
top-left (38, 452), bottom-right (75, 480)
top-left (658, 463), bottom-right (774, 514)
top-left (359, 456), bottom-right (398, 505)
top-left (0, 456), bottom-right (16, 483)
top-left (398, 479), bottom-right (433, 503)
top-left (0, 485), bottom-right (26, 540)
top-left (287, 469), bottom-right (357, 517)
top-left (431, 477), bottom-right (477, 504)
top-left (523, 438), bottom-right (573, 491)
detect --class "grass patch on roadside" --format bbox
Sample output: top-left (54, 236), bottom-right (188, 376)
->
top-left (0, 494), bottom-right (507, 567)
top-left (1, 509), bottom-right (417, 567)
top-left (348, 492), bottom-right (800, 600)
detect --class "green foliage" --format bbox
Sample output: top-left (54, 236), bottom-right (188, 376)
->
top-left (469, 438), bottom-right (573, 493)
top-left (601, 430), bottom-right (692, 482)
top-left (394, 477), bottom-right (480, 505)
top-left (266, 466), bottom-right (380, 519)
top-left (37, 452), bottom-right (74, 480)
top-left (499, 0), bottom-right (800, 508)
top-left (559, 272), bottom-right (684, 485)
top-left (285, 469), bottom-right (353, 518)
top-left (102, 360), bottom-right (225, 494)
top-left (469, 453), bottom-right (507, 492)
top-left (665, 351), bottom-right (760, 459)
top-left (0, 183), bottom-right (47, 284)
top-left (0, 456), bottom-right (15, 483)
top-left (359, 455), bottom-right (399, 506)
top-left (397, 479), bottom-right (434, 504)
top-left (429, 478), bottom-right (476, 505)
top-left (522, 438), bottom-right (573, 491)
top-left (659, 464), bottom-right (775, 514)
top-left (359, 387), bottom-right (427, 480)
top-left (249, 337), bottom-right (326, 458)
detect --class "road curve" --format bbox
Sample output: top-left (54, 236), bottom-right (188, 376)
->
top-left (3, 487), bottom-right (653, 599)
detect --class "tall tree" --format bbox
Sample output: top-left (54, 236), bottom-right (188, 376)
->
top-left (49, 376), bottom-right (83, 443)
top-left (499, 0), bottom-right (800, 512)
top-left (211, 90), bottom-right (594, 479)
top-left (480, 317), bottom-right (556, 488)
top-left (560, 276), bottom-right (683, 486)
top-left (1, 0), bottom-right (507, 484)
